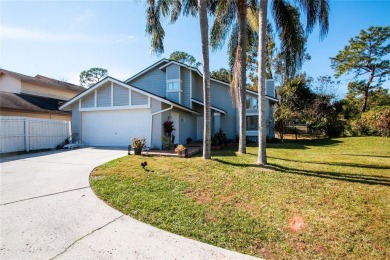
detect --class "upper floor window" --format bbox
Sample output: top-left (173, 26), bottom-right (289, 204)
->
top-left (246, 96), bottom-right (258, 109)
top-left (167, 81), bottom-right (180, 92)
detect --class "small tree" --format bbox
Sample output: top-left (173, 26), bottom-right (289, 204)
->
top-left (169, 51), bottom-right (201, 68)
top-left (274, 74), bottom-right (314, 142)
top-left (331, 26), bottom-right (390, 112)
top-left (79, 68), bottom-right (108, 88)
top-left (210, 68), bottom-right (232, 82)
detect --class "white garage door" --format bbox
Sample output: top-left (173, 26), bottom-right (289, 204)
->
top-left (82, 109), bottom-right (150, 147)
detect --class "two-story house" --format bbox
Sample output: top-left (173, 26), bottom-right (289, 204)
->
top-left (59, 59), bottom-right (278, 148)
top-left (0, 69), bottom-right (85, 121)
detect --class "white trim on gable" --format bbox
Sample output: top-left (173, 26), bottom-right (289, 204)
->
top-left (60, 77), bottom-right (199, 115)
top-left (191, 99), bottom-right (227, 115)
top-left (246, 89), bottom-right (279, 102)
top-left (123, 59), bottom-right (278, 103)
top-left (125, 59), bottom-right (169, 83)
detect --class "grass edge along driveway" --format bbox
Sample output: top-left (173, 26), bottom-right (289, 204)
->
top-left (91, 137), bottom-right (390, 259)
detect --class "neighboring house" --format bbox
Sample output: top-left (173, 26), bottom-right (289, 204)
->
top-left (60, 59), bottom-right (278, 148)
top-left (0, 69), bottom-right (85, 121)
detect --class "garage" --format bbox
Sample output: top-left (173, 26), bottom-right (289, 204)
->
top-left (81, 109), bottom-right (150, 147)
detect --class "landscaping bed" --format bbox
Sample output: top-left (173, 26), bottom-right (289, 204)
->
top-left (90, 137), bottom-right (390, 259)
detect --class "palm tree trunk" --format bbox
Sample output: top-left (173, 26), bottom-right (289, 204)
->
top-left (237, 0), bottom-right (247, 154)
top-left (257, 0), bottom-right (268, 165)
top-left (199, 0), bottom-right (211, 159)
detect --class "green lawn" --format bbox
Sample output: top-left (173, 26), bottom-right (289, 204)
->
top-left (91, 137), bottom-right (390, 259)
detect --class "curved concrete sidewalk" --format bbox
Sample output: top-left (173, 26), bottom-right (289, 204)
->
top-left (0, 148), bottom-right (259, 259)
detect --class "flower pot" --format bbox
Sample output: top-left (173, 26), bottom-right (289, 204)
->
top-left (133, 147), bottom-right (142, 155)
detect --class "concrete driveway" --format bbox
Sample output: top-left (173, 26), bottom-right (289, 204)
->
top-left (0, 148), bottom-right (258, 260)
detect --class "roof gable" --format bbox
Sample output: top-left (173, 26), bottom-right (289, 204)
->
top-left (0, 69), bottom-right (85, 93)
top-left (59, 77), bottom-right (198, 115)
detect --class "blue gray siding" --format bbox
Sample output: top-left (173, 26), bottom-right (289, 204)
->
top-left (167, 64), bottom-right (180, 79)
top-left (127, 67), bottom-right (166, 97)
top-left (166, 92), bottom-right (180, 104)
top-left (113, 84), bottom-right (129, 106)
top-left (178, 111), bottom-right (197, 145)
top-left (192, 73), bottom-right (203, 101)
top-left (181, 68), bottom-right (191, 108)
top-left (191, 73), bottom-right (237, 140)
top-left (131, 91), bottom-right (148, 105)
top-left (97, 84), bottom-right (111, 107)
top-left (81, 93), bottom-right (94, 108)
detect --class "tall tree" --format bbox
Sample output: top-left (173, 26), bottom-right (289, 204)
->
top-left (211, 68), bottom-right (232, 82)
top-left (79, 68), bottom-right (108, 88)
top-left (169, 51), bottom-right (201, 67)
top-left (198, 0), bottom-right (211, 159)
top-left (145, 0), bottom-right (212, 159)
top-left (331, 26), bottom-right (390, 112)
top-left (257, 0), bottom-right (329, 165)
top-left (210, 0), bottom-right (249, 154)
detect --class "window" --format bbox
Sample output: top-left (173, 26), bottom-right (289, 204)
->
top-left (246, 116), bottom-right (258, 131)
top-left (167, 81), bottom-right (180, 91)
top-left (245, 96), bottom-right (258, 109)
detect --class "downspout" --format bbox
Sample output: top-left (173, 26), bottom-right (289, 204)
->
top-left (150, 105), bottom-right (174, 147)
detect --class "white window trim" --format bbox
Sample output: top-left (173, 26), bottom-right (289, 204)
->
top-left (166, 79), bottom-right (182, 92)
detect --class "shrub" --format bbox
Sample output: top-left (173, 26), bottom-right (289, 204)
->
top-left (352, 106), bottom-right (390, 137)
top-left (325, 119), bottom-right (346, 138)
top-left (161, 136), bottom-right (174, 150)
top-left (214, 129), bottom-right (228, 146)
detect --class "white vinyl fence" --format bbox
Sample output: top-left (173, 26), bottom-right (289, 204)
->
top-left (0, 117), bottom-right (71, 153)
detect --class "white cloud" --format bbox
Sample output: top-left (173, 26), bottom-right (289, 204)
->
top-left (0, 25), bottom-right (137, 45)
top-left (115, 35), bottom-right (135, 44)
top-left (0, 25), bottom-right (94, 42)
top-left (69, 9), bottom-right (95, 31)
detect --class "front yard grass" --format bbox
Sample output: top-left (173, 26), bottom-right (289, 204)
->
top-left (91, 137), bottom-right (390, 259)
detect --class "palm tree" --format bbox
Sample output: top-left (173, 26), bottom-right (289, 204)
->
top-left (198, 0), bottom-right (211, 159)
top-left (210, 0), bottom-right (250, 154)
top-left (145, 0), bottom-right (212, 159)
top-left (256, 0), bottom-right (329, 165)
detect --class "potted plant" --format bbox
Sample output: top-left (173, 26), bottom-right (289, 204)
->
top-left (132, 137), bottom-right (146, 155)
top-left (175, 144), bottom-right (186, 155)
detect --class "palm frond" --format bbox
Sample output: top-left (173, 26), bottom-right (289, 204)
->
top-left (182, 0), bottom-right (198, 17)
top-left (295, 0), bottom-right (329, 38)
top-left (210, 0), bottom-right (236, 50)
top-left (146, 0), bottom-right (166, 55)
top-left (272, 0), bottom-right (306, 79)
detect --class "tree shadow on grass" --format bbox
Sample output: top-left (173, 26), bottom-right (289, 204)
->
top-left (268, 156), bottom-right (390, 170)
top-left (213, 158), bottom-right (390, 186)
top-left (213, 158), bottom-right (257, 168)
top-left (267, 163), bottom-right (390, 186)
top-left (247, 138), bottom-right (344, 150)
top-left (341, 153), bottom-right (390, 159)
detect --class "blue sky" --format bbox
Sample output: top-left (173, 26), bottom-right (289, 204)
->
top-left (1, 0), bottom-right (389, 97)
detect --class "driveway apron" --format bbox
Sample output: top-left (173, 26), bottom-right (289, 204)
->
top-left (0, 148), bottom-right (258, 260)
